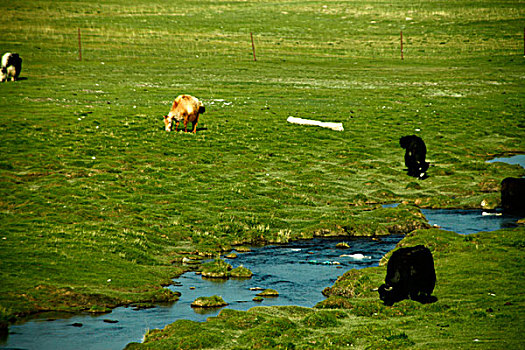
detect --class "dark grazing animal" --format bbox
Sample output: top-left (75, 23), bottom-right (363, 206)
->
top-left (399, 135), bottom-right (429, 179)
top-left (501, 177), bottom-right (525, 216)
top-left (378, 245), bottom-right (436, 306)
top-left (1, 52), bottom-right (22, 82)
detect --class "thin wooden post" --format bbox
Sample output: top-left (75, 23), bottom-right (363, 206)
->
top-left (523, 27), bottom-right (525, 57)
top-left (78, 28), bottom-right (82, 61)
top-left (250, 32), bottom-right (257, 61)
top-left (400, 30), bottom-right (404, 60)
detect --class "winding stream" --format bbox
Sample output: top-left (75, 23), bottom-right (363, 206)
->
top-left (1, 236), bottom-right (402, 350)
top-left (2, 154), bottom-right (523, 350)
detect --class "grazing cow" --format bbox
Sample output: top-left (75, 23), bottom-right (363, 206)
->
top-left (501, 177), bottom-right (525, 215)
top-left (1, 53), bottom-right (22, 82)
top-left (399, 135), bottom-right (429, 179)
top-left (163, 95), bottom-right (205, 133)
top-left (378, 245), bottom-right (436, 306)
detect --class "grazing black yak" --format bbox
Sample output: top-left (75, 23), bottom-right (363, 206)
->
top-left (400, 135), bottom-right (429, 179)
top-left (378, 245), bottom-right (437, 306)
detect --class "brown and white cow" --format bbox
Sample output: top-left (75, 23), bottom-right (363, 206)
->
top-left (163, 95), bottom-right (205, 133)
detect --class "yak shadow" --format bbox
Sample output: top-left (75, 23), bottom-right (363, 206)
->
top-left (162, 126), bottom-right (208, 133)
top-left (1, 77), bottom-right (27, 82)
top-left (412, 295), bottom-right (438, 304)
top-left (403, 168), bottom-right (429, 180)
top-left (382, 294), bottom-right (438, 307)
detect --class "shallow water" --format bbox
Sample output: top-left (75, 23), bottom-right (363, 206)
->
top-left (486, 154), bottom-right (525, 169)
top-left (422, 209), bottom-right (520, 235)
top-left (383, 204), bottom-right (520, 235)
top-left (1, 236), bottom-right (402, 350)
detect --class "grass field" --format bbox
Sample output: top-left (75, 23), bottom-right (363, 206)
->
top-left (1, 0), bottom-right (524, 344)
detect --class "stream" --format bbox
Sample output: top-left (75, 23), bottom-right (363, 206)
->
top-left (2, 155), bottom-right (523, 350)
top-left (1, 236), bottom-right (402, 350)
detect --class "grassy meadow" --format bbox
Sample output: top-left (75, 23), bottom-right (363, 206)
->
top-left (0, 0), bottom-right (524, 345)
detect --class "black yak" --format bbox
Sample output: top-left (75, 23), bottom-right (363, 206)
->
top-left (399, 135), bottom-right (429, 179)
top-left (379, 245), bottom-right (436, 306)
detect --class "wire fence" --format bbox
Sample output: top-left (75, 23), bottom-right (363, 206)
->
top-left (69, 26), bottom-right (524, 64)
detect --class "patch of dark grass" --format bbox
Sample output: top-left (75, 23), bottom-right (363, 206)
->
top-left (302, 311), bottom-right (341, 328)
top-left (236, 317), bottom-right (297, 349)
top-left (132, 319), bottom-right (225, 350)
top-left (372, 331), bottom-right (415, 349)
top-left (208, 309), bottom-right (265, 330)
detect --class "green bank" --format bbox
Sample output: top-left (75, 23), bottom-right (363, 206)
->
top-left (1, 0), bottom-right (524, 333)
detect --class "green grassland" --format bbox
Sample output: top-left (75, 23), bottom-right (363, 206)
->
top-left (0, 0), bottom-right (524, 339)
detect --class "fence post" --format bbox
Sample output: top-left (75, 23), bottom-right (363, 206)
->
top-left (400, 31), bottom-right (404, 60)
top-left (78, 28), bottom-right (82, 61)
top-left (251, 32), bottom-right (257, 61)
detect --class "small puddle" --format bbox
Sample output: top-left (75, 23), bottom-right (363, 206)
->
top-left (486, 154), bottom-right (525, 169)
